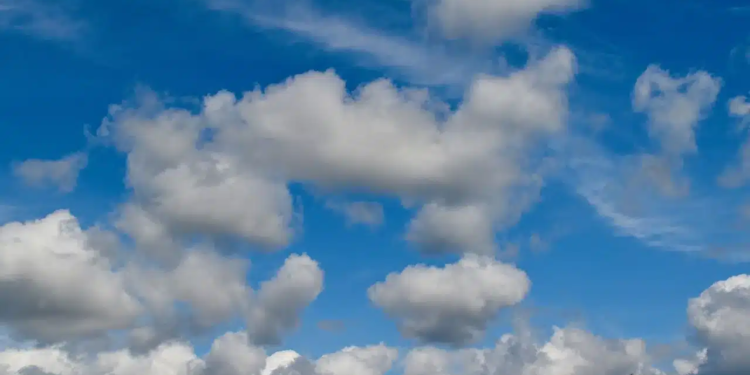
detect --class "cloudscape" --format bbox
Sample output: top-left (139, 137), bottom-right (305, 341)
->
top-left (0, 0), bottom-right (749, 374)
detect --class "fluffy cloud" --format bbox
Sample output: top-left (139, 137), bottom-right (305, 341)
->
top-left (246, 254), bottom-right (324, 346)
top-left (97, 46), bottom-right (575, 257)
top-left (368, 255), bottom-right (530, 345)
top-left (413, 0), bottom-right (586, 43)
top-left (406, 203), bottom-right (496, 255)
top-left (0, 337), bottom-right (396, 375)
top-left (403, 327), bottom-right (664, 375)
top-left (685, 275), bottom-right (750, 375)
top-left (0, 208), bottom-right (322, 349)
top-left (0, 211), bottom-right (141, 344)
top-left (12, 152), bottom-right (88, 193)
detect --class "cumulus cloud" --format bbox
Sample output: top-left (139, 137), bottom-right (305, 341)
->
top-left (406, 203), bottom-right (496, 255)
top-left (368, 255), bottom-right (530, 345)
top-left (403, 327), bottom-right (664, 375)
top-left (684, 275), bottom-right (750, 375)
top-left (0, 337), bottom-right (397, 375)
top-left (94, 46), bottom-right (575, 257)
top-left (413, 0), bottom-right (586, 43)
top-left (0, 210), bottom-right (141, 344)
top-left (0, 207), bottom-right (322, 350)
top-left (12, 152), bottom-right (88, 193)
top-left (246, 254), bottom-right (324, 346)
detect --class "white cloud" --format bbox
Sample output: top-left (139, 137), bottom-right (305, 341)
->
top-left (718, 95), bottom-right (750, 188)
top-left (203, 1), bottom-right (497, 92)
top-left (633, 66), bottom-right (721, 157)
top-left (0, 210), bottom-right (141, 344)
top-left (403, 327), bottom-right (664, 375)
top-left (685, 274), bottom-right (750, 375)
top-left (95, 46), bottom-right (575, 257)
top-left (406, 203), bottom-right (496, 255)
top-left (12, 152), bottom-right (88, 193)
top-left (414, 0), bottom-right (586, 43)
top-left (368, 255), bottom-right (530, 345)
top-left (0, 0), bottom-right (84, 41)
top-left (246, 254), bottom-right (324, 346)
top-left (630, 65), bottom-right (721, 196)
top-left (325, 201), bottom-right (384, 228)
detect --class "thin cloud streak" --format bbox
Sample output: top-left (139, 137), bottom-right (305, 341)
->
top-left (0, 0), bottom-right (84, 41)
top-left (557, 135), bottom-right (750, 261)
top-left (206, 0), bottom-right (499, 92)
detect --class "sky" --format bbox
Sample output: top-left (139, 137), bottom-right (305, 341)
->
top-left (0, 0), bottom-right (749, 374)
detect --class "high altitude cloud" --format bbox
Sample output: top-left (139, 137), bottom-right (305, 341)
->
top-left (368, 256), bottom-right (530, 345)
top-left (97, 46), bottom-right (575, 257)
top-left (718, 95), bottom-right (750, 188)
top-left (12, 152), bottom-right (88, 193)
top-left (413, 0), bottom-right (586, 43)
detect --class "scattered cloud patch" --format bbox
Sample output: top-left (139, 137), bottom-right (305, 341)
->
top-left (326, 201), bottom-right (384, 229)
top-left (12, 152), bottom-right (88, 193)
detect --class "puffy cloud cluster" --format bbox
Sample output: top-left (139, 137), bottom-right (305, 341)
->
top-left (95, 46), bottom-right (575, 258)
top-left (368, 256), bottom-right (530, 344)
top-left (0, 211), bottom-right (323, 351)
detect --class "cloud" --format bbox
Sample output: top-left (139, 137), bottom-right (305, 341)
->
top-left (633, 65), bottom-right (721, 158)
top-left (559, 134), bottom-right (750, 260)
top-left (325, 201), bottom-right (384, 228)
top-left (368, 255), bottom-right (530, 345)
top-left (0, 337), bottom-right (397, 375)
top-left (630, 65), bottom-right (721, 196)
top-left (203, 0), bottom-right (499, 92)
top-left (403, 326), bottom-right (663, 375)
top-left (0, 0), bottom-right (84, 41)
top-left (0, 207), bottom-right (323, 350)
top-left (12, 152), bottom-right (88, 193)
top-left (684, 275), bottom-right (750, 375)
top-left (94, 46), bottom-right (575, 257)
top-left (405, 203), bottom-right (496, 256)
top-left (246, 254), bottom-right (324, 346)
top-left (0, 210), bottom-right (141, 344)
top-left (412, 0), bottom-right (586, 43)
top-left (718, 95), bottom-right (750, 188)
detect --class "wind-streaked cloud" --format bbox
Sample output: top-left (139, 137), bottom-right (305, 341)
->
top-left (558, 135), bottom-right (750, 261)
top-left (0, 0), bottom-right (84, 41)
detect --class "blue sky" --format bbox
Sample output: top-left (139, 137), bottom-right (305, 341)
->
top-left (0, 0), bottom-right (749, 375)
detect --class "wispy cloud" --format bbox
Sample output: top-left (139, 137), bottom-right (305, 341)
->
top-left (556, 135), bottom-right (750, 262)
top-left (204, 0), bottom-right (499, 92)
top-left (0, 0), bottom-right (84, 41)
